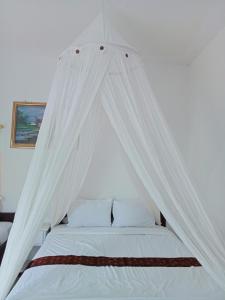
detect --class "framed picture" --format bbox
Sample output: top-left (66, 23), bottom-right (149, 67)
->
top-left (10, 101), bottom-right (46, 148)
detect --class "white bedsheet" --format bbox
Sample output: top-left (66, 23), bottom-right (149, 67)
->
top-left (0, 222), bottom-right (12, 245)
top-left (6, 226), bottom-right (225, 300)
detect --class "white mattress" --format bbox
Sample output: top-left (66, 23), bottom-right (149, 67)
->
top-left (0, 222), bottom-right (12, 245)
top-left (7, 225), bottom-right (225, 300)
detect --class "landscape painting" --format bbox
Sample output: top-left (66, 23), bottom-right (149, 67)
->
top-left (11, 102), bottom-right (46, 148)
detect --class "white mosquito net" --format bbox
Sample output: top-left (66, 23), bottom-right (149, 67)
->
top-left (0, 14), bottom-right (225, 299)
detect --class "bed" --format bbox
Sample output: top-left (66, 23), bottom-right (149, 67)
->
top-left (6, 224), bottom-right (225, 300)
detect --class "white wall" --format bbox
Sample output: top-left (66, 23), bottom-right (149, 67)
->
top-left (0, 47), bottom-right (189, 212)
top-left (146, 61), bottom-right (190, 158)
top-left (187, 27), bottom-right (225, 233)
top-left (0, 48), bottom-right (56, 211)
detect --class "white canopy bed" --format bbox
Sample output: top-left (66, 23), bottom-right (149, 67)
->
top-left (7, 225), bottom-right (224, 300)
top-left (0, 15), bottom-right (225, 300)
top-left (5, 199), bottom-right (224, 300)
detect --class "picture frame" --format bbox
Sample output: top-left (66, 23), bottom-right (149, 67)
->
top-left (10, 101), bottom-right (46, 149)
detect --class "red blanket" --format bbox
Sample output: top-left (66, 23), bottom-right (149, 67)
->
top-left (27, 255), bottom-right (201, 270)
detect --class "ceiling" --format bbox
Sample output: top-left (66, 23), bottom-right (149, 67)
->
top-left (1, 0), bottom-right (225, 64)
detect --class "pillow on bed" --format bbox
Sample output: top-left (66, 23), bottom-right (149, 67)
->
top-left (112, 199), bottom-right (155, 227)
top-left (67, 199), bottom-right (113, 227)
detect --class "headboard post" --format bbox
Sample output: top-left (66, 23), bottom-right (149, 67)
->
top-left (0, 212), bottom-right (15, 222)
top-left (160, 212), bottom-right (166, 227)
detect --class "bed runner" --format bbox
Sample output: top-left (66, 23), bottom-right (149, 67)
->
top-left (27, 255), bottom-right (201, 270)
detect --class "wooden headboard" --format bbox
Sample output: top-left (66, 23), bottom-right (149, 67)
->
top-left (0, 212), bottom-right (165, 227)
top-left (0, 212), bottom-right (15, 223)
top-left (160, 212), bottom-right (166, 227)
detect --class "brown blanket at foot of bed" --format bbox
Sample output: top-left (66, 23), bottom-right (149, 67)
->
top-left (27, 255), bottom-right (201, 270)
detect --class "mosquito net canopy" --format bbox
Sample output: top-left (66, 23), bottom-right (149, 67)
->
top-left (0, 15), bottom-right (225, 299)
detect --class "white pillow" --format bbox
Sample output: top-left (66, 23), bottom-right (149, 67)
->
top-left (67, 199), bottom-right (113, 227)
top-left (112, 199), bottom-right (155, 227)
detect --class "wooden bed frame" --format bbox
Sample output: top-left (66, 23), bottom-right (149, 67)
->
top-left (0, 212), bottom-right (15, 264)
